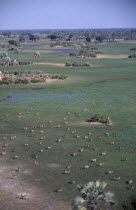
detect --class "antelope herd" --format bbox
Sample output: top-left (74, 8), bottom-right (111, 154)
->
top-left (0, 108), bottom-right (135, 199)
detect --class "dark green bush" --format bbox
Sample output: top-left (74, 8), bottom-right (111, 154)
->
top-left (130, 48), bottom-right (136, 51)
top-left (31, 79), bottom-right (41, 83)
top-left (128, 54), bottom-right (136, 58)
top-left (15, 79), bottom-right (29, 84)
top-left (51, 75), bottom-right (67, 80)
top-left (87, 114), bottom-right (112, 125)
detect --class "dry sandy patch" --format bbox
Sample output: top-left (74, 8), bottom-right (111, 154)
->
top-left (96, 54), bottom-right (128, 59)
top-left (33, 62), bottom-right (65, 67)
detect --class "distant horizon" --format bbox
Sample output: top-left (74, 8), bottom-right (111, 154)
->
top-left (0, 27), bottom-right (136, 32)
top-left (1, 0), bottom-right (136, 30)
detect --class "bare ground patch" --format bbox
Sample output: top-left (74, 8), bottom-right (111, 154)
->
top-left (33, 62), bottom-right (65, 67)
top-left (46, 163), bottom-right (61, 168)
top-left (69, 121), bottom-right (112, 127)
top-left (0, 163), bottom-right (70, 210)
top-left (96, 54), bottom-right (128, 59)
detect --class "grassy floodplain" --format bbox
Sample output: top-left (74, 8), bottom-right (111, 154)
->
top-left (0, 41), bottom-right (136, 209)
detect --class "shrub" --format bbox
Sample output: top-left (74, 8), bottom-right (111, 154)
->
top-left (87, 114), bottom-right (112, 125)
top-left (19, 61), bottom-right (33, 65)
top-left (130, 48), bottom-right (136, 51)
top-left (72, 62), bottom-right (79, 67)
top-left (15, 79), bottom-right (29, 84)
top-left (65, 62), bottom-right (71, 66)
top-left (8, 40), bottom-right (20, 47)
top-left (31, 79), bottom-right (41, 83)
top-left (51, 75), bottom-right (67, 80)
top-left (89, 54), bottom-right (96, 58)
top-left (128, 54), bottom-right (136, 58)
top-left (122, 196), bottom-right (136, 210)
top-left (72, 181), bottom-right (115, 210)
top-left (0, 80), bottom-right (10, 85)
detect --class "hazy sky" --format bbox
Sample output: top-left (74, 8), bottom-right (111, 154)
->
top-left (0, 0), bottom-right (136, 29)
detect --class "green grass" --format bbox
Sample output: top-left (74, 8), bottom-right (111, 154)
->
top-left (0, 42), bottom-right (136, 209)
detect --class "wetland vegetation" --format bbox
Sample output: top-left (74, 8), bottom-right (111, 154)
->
top-left (0, 29), bottom-right (136, 210)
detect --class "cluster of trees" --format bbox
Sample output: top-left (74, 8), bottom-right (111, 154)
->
top-left (69, 49), bottom-right (97, 58)
top-left (65, 61), bottom-right (91, 67)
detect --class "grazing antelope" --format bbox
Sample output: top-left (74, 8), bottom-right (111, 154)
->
top-left (98, 162), bottom-right (104, 166)
top-left (76, 135), bottom-right (80, 138)
top-left (17, 116), bottom-right (22, 118)
top-left (56, 138), bottom-right (62, 142)
top-left (63, 118), bottom-right (67, 120)
top-left (66, 165), bottom-right (71, 169)
top-left (95, 179), bottom-right (101, 182)
top-left (39, 125), bottom-right (44, 128)
top-left (31, 154), bottom-right (38, 159)
top-left (88, 138), bottom-right (93, 142)
top-left (55, 188), bottom-right (63, 192)
top-left (67, 112), bottom-right (71, 115)
top-left (71, 131), bottom-right (76, 134)
top-left (65, 121), bottom-right (68, 124)
top-left (83, 109), bottom-right (88, 112)
top-left (18, 193), bottom-right (27, 200)
top-left (91, 158), bottom-right (97, 162)
top-left (56, 125), bottom-right (61, 128)
top-left (128, 179), bottom-right (133, 184)
top-left (2, 137), bottom-right (7, 140)
top-left (10, 136), bottom-right (16, 139)
top-left (39, 136), bottom-right (45, 140)
top-left (83, 165), bottom-right (89, 169)
top-left (47, 145), bottom-right (52, 149)
top-left (23, 143), bottom-right (29, 146)
top-left (79, 148), bottom-right (84, 152)
top-left (23, 127), bottom-right (28, 130)
top-left (64, 170), bottom-right (70, 174)
top-left (88, 133), bottom-right (92, 135)
top-left (30, 130), bottom-right (35, 133)
top-left (39, 130), bottom-right (44, 133)
top-left (71, 152), bottom-right (77, 156)
top-left (17, 112), bottom-right (22, 115)
top-left (0, 151), bottom-right (6, 155)
top-left (106, 170), bottom-right (113, 174)
top-left (39, 149), bottom-right (44, 152)
top-left (48, 121), bottom-right (52, 124)
top-left (13, 155), bottom-right (19, 159)
top-left (109, 141), bottom-right (115, 145)
top-left (69, 180), bottom-right (76, 184)
top-left (113, 177), bottom-right (121, 180)
top-left (84, 136), bottom-right (88, 139)
top-left (7, 175), bottom-right (17, 179)
top-left (2, 143), bottom-right (9, 147)
top-left (101, 152), bottom-right (107, 155)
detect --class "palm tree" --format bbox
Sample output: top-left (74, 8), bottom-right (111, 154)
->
top-left (72, 181), bottom-right (115, 210)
